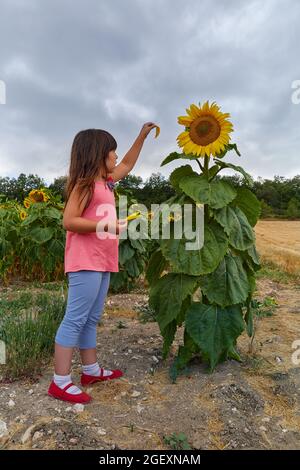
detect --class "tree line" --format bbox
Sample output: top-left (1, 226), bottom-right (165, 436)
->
top-left (1, 172), bottom-right (300, 219)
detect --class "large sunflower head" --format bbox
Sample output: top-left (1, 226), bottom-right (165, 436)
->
top-left (177, 100), bottom-right (234, 158)
top-left (28, 189), bottom-right (50, 204)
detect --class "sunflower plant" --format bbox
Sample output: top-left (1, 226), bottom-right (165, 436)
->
top-left (146, 100), bottom-right (262, 381)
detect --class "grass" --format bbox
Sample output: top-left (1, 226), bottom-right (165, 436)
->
top-left (163, 432), bottom-right (192, 450)
top-left (257, 260), bottom-right (300, 284)
top-left (0, 289), bottom-right (66, 380)
top-left (134, 302), bottom-right (157, 323)
top-left (251, 296), bottom-right (278, 318)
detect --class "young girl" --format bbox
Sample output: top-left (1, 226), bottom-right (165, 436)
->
top-left (48, 122), bottom-right (157, 404)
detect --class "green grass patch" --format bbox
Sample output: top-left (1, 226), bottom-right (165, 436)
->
top-left (257, 261), bottom-right (300, 284)
top-left (0, 289), bottom-right (66, 380)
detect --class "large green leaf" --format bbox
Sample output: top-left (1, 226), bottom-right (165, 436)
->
top-left (169, 329), bottom-right (200, 383)
top-left (214, 160), bottom-right (254, 187)
top-left (198, 254), bottom-right (250, 307)
top-left (185, 302), bottom-right (245, 371)
top-left (162, 320), bottom-right (177, 359)
top-left (160, 151), bottom-right (198, 167)
top-left (145, 248), bottom-right (168, 286)
top-left (43, 207), bottom-right (62, 220)
top-left (179, 174), bottom-right (237, 209)
top-left (129, 238), bottom-right (146, 252)
top-left (125, 256), bottom-right (141, 277)
top-left (162, 294), bottom-right (193, 360)
top-left (247, 244), bottom-right (260, 269)
top-left (213, 205), bottom-right (254, 250)
top-left (160, 219), bottom-right (228, 275)
top-left (48, 239), bottom-right (64, 258)
top-left (149, 273), bottom-right (198, 332)
top-left (30, 226), bottom-right (55, 244)
top-left (119, 242), bottom-right (135, 265)
top-left (232, 187), bottom-right (261, 226)
top-left (169, 165), bottom-right (196, 193)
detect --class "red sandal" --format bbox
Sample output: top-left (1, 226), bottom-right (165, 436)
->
top-left (81, 368), bottom-right (123, 386)
top-left (48, 380), bottom-right (92, 404)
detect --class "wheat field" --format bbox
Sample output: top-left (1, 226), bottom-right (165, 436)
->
top-left (255, 220), bottom-right (300, 274)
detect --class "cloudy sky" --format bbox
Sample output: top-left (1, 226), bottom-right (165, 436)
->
top-left (0, 0), bottom-right (299, 186)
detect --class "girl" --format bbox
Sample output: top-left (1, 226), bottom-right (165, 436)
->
top-left (48, 122), bottom-right (157, 404)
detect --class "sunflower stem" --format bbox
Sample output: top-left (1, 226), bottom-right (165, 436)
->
top-left (204, 156), bottom-right (209, 178)
top-left (204, 156), bottom-right (209, 220)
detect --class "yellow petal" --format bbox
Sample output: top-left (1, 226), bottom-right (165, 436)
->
top-left (178, 116), bottom-right (193, 126)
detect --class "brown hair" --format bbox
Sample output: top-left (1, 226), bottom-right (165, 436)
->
top-left (64, 129), bottom-right (117, 212)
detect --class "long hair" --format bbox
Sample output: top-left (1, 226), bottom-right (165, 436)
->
top-left (64, 129), bottom-right (117, 212)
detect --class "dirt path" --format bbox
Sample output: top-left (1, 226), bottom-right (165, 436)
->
top-left (1, 278), bottom-right (300, 450)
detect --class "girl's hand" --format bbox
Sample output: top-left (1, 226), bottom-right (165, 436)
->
top-left (97, 218), bottom-right (127, 235)
top-left (139, 122), bottom-right (157, 140)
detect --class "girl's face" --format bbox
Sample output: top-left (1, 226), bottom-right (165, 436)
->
top-left (106, 149), bottom-right (118, 172)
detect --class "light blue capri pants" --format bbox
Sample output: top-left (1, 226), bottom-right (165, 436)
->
top-left (55, 270), bottom-right (111, 349)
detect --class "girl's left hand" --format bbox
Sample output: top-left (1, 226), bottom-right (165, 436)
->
top-left (139, 122), bottom-right (157, 140)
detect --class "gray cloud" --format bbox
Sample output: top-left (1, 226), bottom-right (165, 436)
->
top-left (0, 0), bottom-right (299, 185)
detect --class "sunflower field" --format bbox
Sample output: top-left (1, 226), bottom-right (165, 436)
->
top-left (0, 188), bottom-right (65, 284)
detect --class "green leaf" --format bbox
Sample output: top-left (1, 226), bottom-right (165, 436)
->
top-left (245, 304), bottom-right (254, 337)
top-left (161, 151), bottom-right (199, 167)
top-left (214, 160), bottom-right (254, 187)
top-left (179, 174), bottom-right (237, 209)
top-left (30, 227), bottom-right (55, 244)
top-left (149, 273), bottom-right (198, 332)
top-left (169, 165), bottom-right (196, 193)
top-left (129, 238), bottom-right (146, 252)
top-left (176, 294), bottom-right (192, 327)
top-left (119, 242), bottom-right (135, 265)
top-left (110, 271), bottom-right (128, 291)
top-left (48, 239), bottom-right (64, 258)
top-left (208, 165), bottom-right (220, 180)
top-left (162, 320), bottom-right (177, 359)
top-left (185, 302), bottom-right (245, 371)
top-left (169, 329), bottom-right (200, 383)
top-left (20, 213), bottom-right (40, 226)
top-left (145, 248), bottom-right (168, 287)
top-left (198, 254), bottom-right (250, 307)
top-left (160, 219), bottom-right (228, 275)
top-left (247, 244), bottom-right (261, 267)
top-left (214, 143), bottom-right (241, 159)
top-left (232, 187), bottom-right (261, 226)
top-left (213, 205), bottom-right (254, 251)
top-left (43, 207), bottom-right (62, 220)
top-left (125, 256), bottom-right (141, 277)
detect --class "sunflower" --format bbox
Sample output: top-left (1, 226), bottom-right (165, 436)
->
top-left (176, 100), bottom-right (234, 158)
top-left (19, 210), bottom-right (27, 221)
top-left (28, 189), bottom-right (50, 203)
top-left (23, 197), bottom-right (31, 208)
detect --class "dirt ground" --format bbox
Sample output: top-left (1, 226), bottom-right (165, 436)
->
top-left (1, 277), bottom-right (300, 450)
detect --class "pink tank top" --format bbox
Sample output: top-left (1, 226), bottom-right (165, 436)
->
top-left (64, 181), bottom-right (119, 274)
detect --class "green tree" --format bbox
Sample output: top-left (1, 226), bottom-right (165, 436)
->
top-left (48, 176), bottom-right (67, 201)
top-left (286, 197), bottom-right (300, 219)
